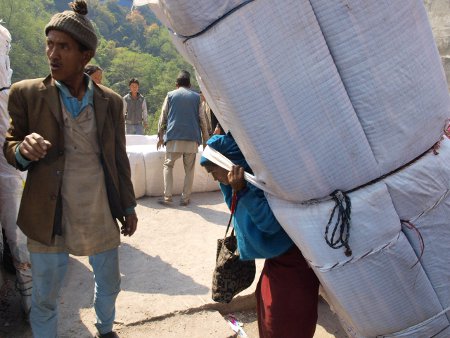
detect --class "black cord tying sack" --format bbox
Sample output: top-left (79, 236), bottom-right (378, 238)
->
top-left (325, 190), bottom-right (353, 257)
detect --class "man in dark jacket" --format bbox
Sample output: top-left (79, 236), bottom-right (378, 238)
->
top-left (3, 2), bottom-right (137, 337)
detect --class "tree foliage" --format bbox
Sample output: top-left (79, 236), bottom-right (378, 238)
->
top-left (1, 0), bottom-right (196, 135)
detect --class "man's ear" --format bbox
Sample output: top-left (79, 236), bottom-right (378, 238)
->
top-left (82, 50), bottom-right (95, 66)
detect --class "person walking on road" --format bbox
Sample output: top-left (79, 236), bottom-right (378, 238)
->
top-left (3, 1), bottom-right (137, 337)
top-left (157, 70), bottom-right (209, 206)
top-left (123, 78), bottom-right (148, 135)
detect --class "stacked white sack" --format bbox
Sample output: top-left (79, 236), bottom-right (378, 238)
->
top-left (1, 24), bottom-right (23, 180)
top-left (384, 137), bottom-right (450, 325)
top-left (125, 135), bottom-right (219, 197)
top-left (309, 0), bottom-right (450, 173)
top-left (146, 0), bottom-right (450, 203)
top-left (267, 138), bottom-right (450, 336)
top-left (143, 1), bottom-right (450, 335)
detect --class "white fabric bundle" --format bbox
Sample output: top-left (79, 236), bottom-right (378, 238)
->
top-left (144, 1), bottom-right (450, 335)
top-left (125, 135), bottom-right (219, 198)
top-left (0, 24), bottom-right (12, 89)
top-left (266, 139), bottom-right (450, 336)
top-left (146, 0), bottom-right (450, 203)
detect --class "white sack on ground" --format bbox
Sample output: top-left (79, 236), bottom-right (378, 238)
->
top-left (127, 151), bottom-right (146, 199)
top-left (148, 0), bottom-right (450, 203)
top-left (125, 135), bottom-right (219, 197)
top-left (309, 0), bottom-right (450, 173)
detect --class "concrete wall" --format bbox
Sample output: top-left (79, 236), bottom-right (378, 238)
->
top-left (425, 0), bottom-right (450, 90)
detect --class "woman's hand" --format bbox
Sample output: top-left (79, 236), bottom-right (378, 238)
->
top-left (228, 165), bottom-right (247, 192)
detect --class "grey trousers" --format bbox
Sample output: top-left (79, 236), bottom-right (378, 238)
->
top-left (163, 152), bottom-right (196, 201)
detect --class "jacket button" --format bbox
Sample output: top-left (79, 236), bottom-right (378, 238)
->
top-left (56, 170), bottom-right (63, 176)
top-left (50, 195), bottom-right (57, 200)
top-left (58, 150), bottom-right (64, 156)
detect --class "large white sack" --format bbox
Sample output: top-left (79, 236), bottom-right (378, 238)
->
top-left (266, 182), bottom-right (400, 268)
top-left (127, 151), bottom-right (146, 199)
top-left (148, 0), bottom-right (450, 203)
top-left (142, 149), bottom-right (218, 197)
top-left (384, 137), bottom-right (450, 322)
top-left (0, 24), bottom-right (12, 89)
top-left (317, 233), bottom-right (448, 337)
top-left (150, 0), bottom-right (380, 202)
top-left (125, 139), bottom-right (219, 197)
top-left (309, 0), bottom-right (450, 173)
top-left (126, 134), bottom-right (156, 146)
top-left (267, 140), bottom-right (450, 336)
top-left (142, 0), bottom-right (247, 38)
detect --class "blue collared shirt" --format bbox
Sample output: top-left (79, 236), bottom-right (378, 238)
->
top-left (55, 75), bottom-right (94, 118)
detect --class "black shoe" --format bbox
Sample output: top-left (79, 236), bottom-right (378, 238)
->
top-left (157, 197), bottom-right (173, 206)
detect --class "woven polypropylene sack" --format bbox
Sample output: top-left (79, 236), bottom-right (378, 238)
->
top-left (316, 233), bottom-right (448, 337)
top-left (172, 0), bottom-right (379, 202)
top-left (309, 0), bottom-right (450, 174)
top-left (150, 0), bottom-right (450, 202)
top-left (384, 137), bottom-right (450, 322)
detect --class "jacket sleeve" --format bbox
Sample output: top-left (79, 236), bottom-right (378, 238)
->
top-left (112, 95), bottom-right (136, 212)
top-left (237, 184), bottom-right (282, 235)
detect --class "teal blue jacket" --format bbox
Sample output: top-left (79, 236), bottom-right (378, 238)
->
top-left (220, 183), bottom-right (294, 260)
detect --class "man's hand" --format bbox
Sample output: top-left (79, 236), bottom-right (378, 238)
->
top-left (228, 165), bottom-right (247, 192)
top-left (156, 134), bottom-right (164, 150)
top-left (121, 213), bottom-right (138, 236)
top-left (19, 133), bottom-right (52, 161)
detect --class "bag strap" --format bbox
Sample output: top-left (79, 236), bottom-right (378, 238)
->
top-left (224, 192), bottom-right (238, 239)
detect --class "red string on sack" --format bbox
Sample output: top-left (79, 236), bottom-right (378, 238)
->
top-left (401, 220), bottom-right (425, 268)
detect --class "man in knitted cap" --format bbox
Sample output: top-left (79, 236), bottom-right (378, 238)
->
top-left (3, 1), bottom-right (137, 337)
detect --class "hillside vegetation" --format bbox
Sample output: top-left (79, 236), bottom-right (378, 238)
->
top-left (0, 0), bottom-right (195, 134)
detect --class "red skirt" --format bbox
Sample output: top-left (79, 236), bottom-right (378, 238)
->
top-left (256, 245), bottom-right (320, 338)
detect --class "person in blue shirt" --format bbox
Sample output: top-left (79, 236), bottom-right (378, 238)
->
top-left (200, 133), bottom-right (320, 338)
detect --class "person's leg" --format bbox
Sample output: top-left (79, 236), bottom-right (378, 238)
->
top-left (135, 124), bottom-right (144, 135)
top-left (256, 246), bottom-right (319, 338)
top-left (0, 179), bottom-right (32, 314)
top-left (30, 252), bottom-right (69, 338)
top-left (89, 247), bottom-right (121, 335)
top-left (125, 124), bottom-right (136, 135)
top-left (181, 152), bottom-right (196, 204)
top-left (163, 152), bottom-right (181, 201)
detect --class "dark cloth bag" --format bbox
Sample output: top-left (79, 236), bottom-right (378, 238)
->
top-left (212, 195), bottom-right (256, 303)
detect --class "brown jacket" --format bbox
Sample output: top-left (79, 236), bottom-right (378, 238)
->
top-left (3, 75), bottom-right (136, 246)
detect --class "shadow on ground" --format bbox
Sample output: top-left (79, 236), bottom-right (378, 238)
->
top-left (119, 242), bottom-right (209, 295)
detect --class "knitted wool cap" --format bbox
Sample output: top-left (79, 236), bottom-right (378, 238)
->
top-left (45, 0), bottom-right (97, 51)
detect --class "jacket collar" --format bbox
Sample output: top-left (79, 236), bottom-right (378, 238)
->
top-left (39, 75), bottom-right (109, 138)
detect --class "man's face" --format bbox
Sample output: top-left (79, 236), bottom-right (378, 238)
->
top-left (129, 83), bottom-right (139, 95)
top-left (46, 30), bottom-right (91, 84)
